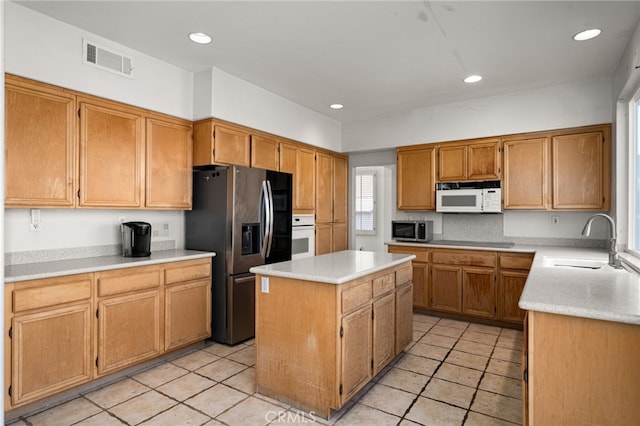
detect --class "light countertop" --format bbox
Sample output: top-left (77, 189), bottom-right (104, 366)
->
top-left (249, 250), bottom-right (415, 284)
top-left (5, 249), bottom-right (216, 283)
top-left (387, 240), bottom-right (640, 325)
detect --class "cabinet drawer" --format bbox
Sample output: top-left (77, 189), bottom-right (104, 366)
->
top-left (164, 259), bottom-right (211, 285)
top-left (13, 275), bottom-right (92, 313)
top-left (388, 246), bottom-right (429, 263)
top-left (342, 281), bottom-right (371, 313)
top-left (97, 266), bottom-right (162, 297)
top-left (395, 266), bottom-right (413, 287)
top-left (499, 253), bottom-right (534, 270)
top-left (373, 273), bottom-right (395, 297)
top-left (432, 250), bottom-right (497, 267)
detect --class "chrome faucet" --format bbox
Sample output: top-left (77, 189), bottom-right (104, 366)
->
top-left (581, 213), bottom-right (622, 269)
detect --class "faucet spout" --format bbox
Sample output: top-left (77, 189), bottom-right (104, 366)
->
top-left (581, 213), bottom-right (621, 269)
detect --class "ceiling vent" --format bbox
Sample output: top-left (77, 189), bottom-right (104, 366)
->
top-left (83, 39), bottom-right (134, 78)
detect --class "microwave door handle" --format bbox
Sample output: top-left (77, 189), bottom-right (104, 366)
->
top-left (265, 180), bottom-right (274, 258)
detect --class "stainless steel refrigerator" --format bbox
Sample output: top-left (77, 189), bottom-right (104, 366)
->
top-left (185, 166), bottom-right (292, 344)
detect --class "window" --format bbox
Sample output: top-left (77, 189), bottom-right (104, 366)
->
top-left (630, 94), bottom-right (640, 255)
top-left (355, 170), bottom-right (376, 235)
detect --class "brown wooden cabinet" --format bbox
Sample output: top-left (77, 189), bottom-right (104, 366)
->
top-left (5, 75), bottom-right (77, 207)
top-left (78, 97), bottom-right (145, 208)
top-left (503, 137), bottom-right (549, 209)
top-left (397, 146), bottom-right (436, 210)
top-left (255, 260), bottom-right (413, 419)
top-left (437, 138), bottom-right (501, 182)
top-left (316, 151), bottom-right (334, 223)
top-left (387, 245), bottom-right (430, 309)
top-left (316, 152), bottom-right (349, 253)
top-left (8, 274), bottom-right (93, 407)
top-left (193, 120), bottom-right (250, 167)
top-left (498, 252), bottom-right (533, 323)
top-left (430, 249), bottom-right (497, 319)
top-left (296, 147), bottom-right (316, 212)
top-left (145, 115), bottom-right (193, 209)
top-left (332, 222), bottom-right (349, 252)
top-left (333, 155), bottom-right (348, 223)
top-left (251, 134), bottom-right (279, 171)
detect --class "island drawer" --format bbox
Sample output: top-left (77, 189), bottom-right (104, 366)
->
top-left (342, 281), bottom-right (372, 313)
top-left (372, 272), bottom-right (395, 296)
top-left (164, 258), bottom-right (211, 285)
top-left (395, 266), bottom-right (412, 286)
top-left (13, 274), bottom-right (93, 313)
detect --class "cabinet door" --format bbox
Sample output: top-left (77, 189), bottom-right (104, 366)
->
top-left (296, 148), bottom-right (316, 211)
top-left (462, 267), bottom-right (496, 319)
top-left (213, 124), bottom-right (251, 167)
top-left (146, 117), bottom-right (192, 209)
top-left (333, 155), bottom-right (348, 223)
top-left (430, 264), bottom-right (462, 313)
top-left (438, 144), bottom-right (467, 181)
top-left (251, 135), bottom-right (279, 171)
top-left (11, 304), bottom-right (92, 406)
top-left (97, 290), bottom-right (161, 376)
top-left (315, 223), bottom-right (333, 256)
top-left (395, 282), bottom-right (413, 354)
top-left (79, 100), bottom-right (144, 207)
top-left (279, 141), bottom-right (298, 208)
top-left (468, 140), bottom-right (501, 180)
top-left (5, 79), bottom-right (77, 207)
top-left (498, 270), bottom-right (528, 323)
top-left (503, 137), bottom-right (549, 209)
top-left (552, 132), bottom-right (605, 209)
top-left (332, 222), bottom-right (348, 252)
top-left (397, 147), bottom-right (436, 210)
top-left (315, 152), bottom-right (334, 223)
top-left (165, 279), bottom-right (211, 351)
top-left (412, 262), bottom-right (430, 309)
top-left (340, 305), bottom-right (372, 403)
top-left (372, 293), bottom-right (395, 375)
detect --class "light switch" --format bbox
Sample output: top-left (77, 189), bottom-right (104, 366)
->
top-left (261, 276), bottom-right (269, 293)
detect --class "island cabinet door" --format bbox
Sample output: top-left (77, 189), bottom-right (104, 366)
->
top-left (395, 282), bottom-right (414, 353)
top-left (340, 305), bottom-right (372, 404)
top-left (372, 293), bottom-right (395, 375)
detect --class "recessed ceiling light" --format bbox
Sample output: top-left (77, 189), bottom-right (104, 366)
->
top-left (330, 103), bottom-right (344, 110)
top-left (573, 28), bottom-right (601, 41)
top-left (463, 75), bottom-right (482, 84)
top-left (189, 32), bottom-right (212, 44)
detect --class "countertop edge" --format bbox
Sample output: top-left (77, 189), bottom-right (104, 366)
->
top-left (5, 250), bottom-right (216, 283)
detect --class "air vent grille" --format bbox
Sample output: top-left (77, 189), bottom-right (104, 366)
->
top-left (83, 39), bottom-right (134, 78)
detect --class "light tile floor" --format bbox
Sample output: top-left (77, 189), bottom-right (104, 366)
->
top-left (7, 314), bottom-right (523, 426)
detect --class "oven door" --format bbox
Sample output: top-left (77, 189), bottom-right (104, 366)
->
top-left (292, 225), bottom-right (315, 259)
top-left (436, 189), bottom-right (483, 212)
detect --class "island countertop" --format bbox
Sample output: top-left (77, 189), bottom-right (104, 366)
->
top-left (249, 250), bottom-right (415, 284)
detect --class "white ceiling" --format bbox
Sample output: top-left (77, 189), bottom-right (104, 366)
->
top-left (13, 1), bottom-right (640, 123)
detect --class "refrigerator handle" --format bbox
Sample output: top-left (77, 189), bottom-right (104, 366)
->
top-left (259, 180), bottom-right (272, 259)
top-left (265, 180), bottom-right (274, 258)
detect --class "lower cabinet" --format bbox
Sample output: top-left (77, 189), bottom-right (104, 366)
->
top-left (387, 245), bottom-right (429, 309)
top-left (498, 252), bottom-right (534, 323)
top-left (255, 261), bottom-right (413, 419)
top-left (5, 258), bottom-right (212, 410)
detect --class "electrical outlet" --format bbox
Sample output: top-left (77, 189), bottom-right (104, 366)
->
top-left (156, 222), bottom-right (170, 237)
top-left (29, 209), bottom-right (42, 232)
top-left (552, 216), bottom-right (560, 226)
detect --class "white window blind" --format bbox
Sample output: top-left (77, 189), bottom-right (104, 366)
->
top-left (356, 171), bottom-right (376, 235)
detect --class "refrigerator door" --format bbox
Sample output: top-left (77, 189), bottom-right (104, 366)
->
top-left (265, 169), bottom-right (293, 264)
top-left (226, 272), bottom-right (255, 344)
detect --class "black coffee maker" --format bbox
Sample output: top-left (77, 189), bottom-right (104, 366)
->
top-left (121, 221), bottom-right (152, 257)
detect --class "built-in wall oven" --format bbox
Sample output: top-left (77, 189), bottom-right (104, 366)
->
top-left (292, 214), bottom-right (315, 259)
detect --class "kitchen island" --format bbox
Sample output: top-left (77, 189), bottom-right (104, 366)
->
top-left (250, 250), bottom-right (415, 419)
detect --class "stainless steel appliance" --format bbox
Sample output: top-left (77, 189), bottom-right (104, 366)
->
top-left (436, 180), bottom-right (502, 213)
top-left (392, 220), bottom-right (433, 242)
top-left (185, 166), bottom-right (292, 345)
top-left (292, 214), bottom-right (315, 259)
top-left (121, 221), bottom-right (152, 257)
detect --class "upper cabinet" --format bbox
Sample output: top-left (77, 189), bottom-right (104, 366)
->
top-left (78, 97), bottom-right (145, 208)
top-left (503, 124), bottom-right (611, 211)
top-left (397, 146), bottom-right (436, 210)
top-left (251, 134), bottom-right (279, 171)
top-left (315, 151), bottom-right (334, 223)
top-left (146, 114), bottom-right (193, 209)
top-left (295, 147), bottom-right (316, 212)
top-left (193, 120), bottom-right (250, 167)
top-left (315, 152), bottom-right (349, 254)
top-left (5, 75), bottom-right (193, 210)
top-left (437, 138), bottom-right (501, 182)
top-left (5, 75), bottom-right (77, 208)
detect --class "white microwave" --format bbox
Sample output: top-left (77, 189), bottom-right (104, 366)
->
top-left (436, 180), bottom-right (502, 213)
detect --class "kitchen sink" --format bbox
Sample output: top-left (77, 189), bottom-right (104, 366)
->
top-left (542, 257), bottom-right (608, 269)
